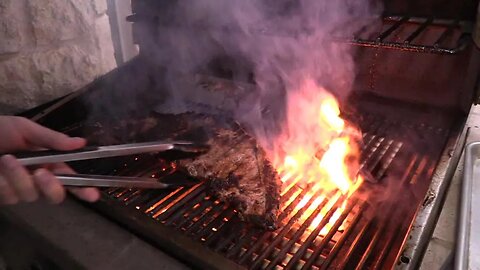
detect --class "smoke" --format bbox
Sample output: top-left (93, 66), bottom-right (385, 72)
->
top-left (148, 0), bottom-right (381, 154)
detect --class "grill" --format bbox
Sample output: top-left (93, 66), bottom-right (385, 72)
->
top-left (343, 16), bottom-right (470, 54)
top-left (42, 89), bottom-right (457, 270)
top-left (6, 0), bottom-right (480, 269)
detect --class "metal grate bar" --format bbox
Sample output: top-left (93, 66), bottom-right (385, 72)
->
top-left (283, 200), bottom-right (358, 270)
top-left (112, 188), bottom-right (134, 199)
top-left (360, 137), bottom-right (385, 168)
top-left (354, 215), bottom-right (391, 270)
top-left (122, 189), bottom-right (143, 204)
top-left (232, 189), bottom-right (308, 262)
top-left (336, 218), bottom-right (373, 269)
top-left (409, 156), bottom-right (430, 185)
top-left (309, 204), bottom-right (365, 270)
top-left (365, 139), bottom-right (393, 171)
top-left (251, 191), bottom-right (339, 269)
top-left (203, 210), bottom-right (237, 245)
top-left (400, 154), bottom-right (420, 184)
top-left (374, 142), bottom-right (403, 179)
top-left (123, 190), bottom-right (159, 208)
top-left (264, 193), bottom-right (345, 269)
top-left (377, 16), bottom-right (410, 41)
top-left (172, 196), bottom-right (215, 229)
top-left (278, 187), bottom-right (311, 221)
top-left (239, 189), bottom-right (334, 266)
top-left (405, 18), bottom-right (433, 44)
top-left (225, 233), bottom-right (250, 259)
top-left (222, 185), bottom-right (307, 260)
top-left (212, 220), bottom-right (244, 252)
top-left (435, 19), bottom-right (459, 47)
top-left (194, 204), bottom-right (231, 239)
top-left (152, 183), bottom-right (203, 219)
top-left (186, 202), bottom-right (226, 236)
top-left (225, 187), bottom-right (310, 261)
top-left (144, 187), bottom-right (184, 215)
top-left (153, 183), bottom-right (205, 220)
top-left (370, 218), bottom-right (404, 268)
top-left (164, 192), bottom-right (210, 227)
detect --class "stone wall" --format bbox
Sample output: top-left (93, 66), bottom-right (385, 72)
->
top-left (0, 0), bottom-right (116, 114)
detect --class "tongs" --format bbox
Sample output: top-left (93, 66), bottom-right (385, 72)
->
top-left (13, 141), bottom-right (208, 189)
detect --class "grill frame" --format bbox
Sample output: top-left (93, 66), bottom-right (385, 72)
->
top-left (44, 92), bottom-right (464, 270)
top-left (20, 40), bottom-right (475, 270)
top-left (396, 120), bottom-right (468, 269)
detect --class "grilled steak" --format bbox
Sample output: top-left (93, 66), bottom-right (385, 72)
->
top-left (178, 124), bottom-right (281, 230)
top-left (86, 113), bottom-right (282, 230)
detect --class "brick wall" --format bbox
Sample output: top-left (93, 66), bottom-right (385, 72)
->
top-left (0, 0), bottom-right (116, 114)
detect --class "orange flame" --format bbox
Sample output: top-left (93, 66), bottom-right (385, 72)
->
top-left (318, 137), bottom-right (352, 194)
top-left (273, 78), bottom-right (362, 197)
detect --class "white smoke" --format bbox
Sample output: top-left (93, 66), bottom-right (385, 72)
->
top-left (148, 0), bottom-right (382, 152)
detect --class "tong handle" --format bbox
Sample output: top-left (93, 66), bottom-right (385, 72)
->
top-left (13, 146), bottom-right (100, 160)
top-left (55, 174), bottom-right (170, 189)
top-left (14, 142), bottom-right (177, 166)
top-left (13, 141), bottom-right (209, 166)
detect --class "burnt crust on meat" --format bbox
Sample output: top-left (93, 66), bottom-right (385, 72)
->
top-left (181, 127), bottom-right (281, 230)
top-left (176, 120), bottom-right (281, 230)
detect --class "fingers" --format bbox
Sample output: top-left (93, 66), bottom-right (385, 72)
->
top-left (17, 117), bottom-right (86, 150)
top-left (31, 160), bottom-right (69, 205)
top-left (0, 155), bottom-right (38, 202)
top-left (51, 163), bottom-right (100, 203)
top-left (0, 177), bottom-right (18, 205)
top-left (68, 188), bottom-right (100, 202)
top-left (32, 169), bottom-right (65, 204)
top-left (0, 154), bottom-right (100, 205)
top-left (48, 162), bottom-right (75, 174)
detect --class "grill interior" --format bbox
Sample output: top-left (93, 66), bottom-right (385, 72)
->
top-left (55, 92), bottom-right (459, 270)
top-left (24, 3), bottom-right (477, 268)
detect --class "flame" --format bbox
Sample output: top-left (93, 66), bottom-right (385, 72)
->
top-left (318, 137), bottom-right (352, 194)
top-left (269, 78), bottom-right (363, 237)
top-left (273, 78), bottom-right (362, 196)
top-left (270, 79), bottom-right (363, 239)
top-left (320, 98), bottom-right (345, 133)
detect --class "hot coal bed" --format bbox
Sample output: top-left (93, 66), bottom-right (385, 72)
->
top-left (1, 0), bottom-right (480, 269)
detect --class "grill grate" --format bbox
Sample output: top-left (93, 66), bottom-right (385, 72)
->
top-left (339, 16), bottom-right (470, 54)
top-left (125, 11), bottom-right (470, 55)
top-left (68, 109), bottom-right (451, 270)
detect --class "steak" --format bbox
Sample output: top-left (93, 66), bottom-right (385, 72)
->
top-left (86, 113), bottom-right (282, 230)
top-left (178, 124), bottom-right (281, 230)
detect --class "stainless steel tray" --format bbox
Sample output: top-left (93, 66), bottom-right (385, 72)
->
top-left (456, 142), bottom-right (480, 270)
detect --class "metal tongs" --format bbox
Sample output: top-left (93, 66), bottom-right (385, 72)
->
top-left (13, 141), bottom-right (209, 189)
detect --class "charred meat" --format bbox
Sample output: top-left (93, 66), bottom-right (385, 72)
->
top-left (178, 126), bottom-right (281, 230)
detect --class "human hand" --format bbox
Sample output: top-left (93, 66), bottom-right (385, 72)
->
top-left (0, 116), bottom-right (100, 205)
